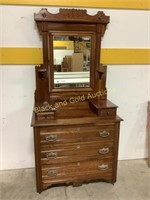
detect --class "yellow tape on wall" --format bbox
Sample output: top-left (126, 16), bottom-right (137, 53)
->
top-left (0, 0), bottom-right (150, 10)
top-left (0, 48), bottom-right (43, 65)
top-left (0, 48), bottom-right (150, 65)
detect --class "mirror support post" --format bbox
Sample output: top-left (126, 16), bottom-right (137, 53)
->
top-left (34, 30), bottom-right (49, 103)
top-left (95, 24), bottom-right (102, 94)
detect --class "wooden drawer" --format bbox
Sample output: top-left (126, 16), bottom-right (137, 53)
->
top-left (41, 141), bottom-right (113, 165)
top-left (42, 173), bottom-right (113, 189)
top-left (41, 158), bottom-right (113, 182)
top-left (39, 124), bottom-right (115, 144)
top-left (98, 108), bottom-right (116, 117)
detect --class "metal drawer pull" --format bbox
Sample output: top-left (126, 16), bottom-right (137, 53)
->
top-left (45, 134), bottom-right (57, 142)
top-left (46, 152), bottom-right (57, 159)
top-left (98, 164), bottom-right (109, 171)
top-left (48, 169), bottom-right (58, 176)
top-left (99, 147), bottom-right (109, 154)
top-left (99, 130), bottom-right (110, 138)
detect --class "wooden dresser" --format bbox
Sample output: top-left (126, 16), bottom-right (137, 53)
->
top-left (31, 8), bottom-right (122, 193)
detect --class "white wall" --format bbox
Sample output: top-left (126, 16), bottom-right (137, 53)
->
top-left (0, 5), bottom-right (150, 170)
top-left (107, 65), bottom-right (150, 159)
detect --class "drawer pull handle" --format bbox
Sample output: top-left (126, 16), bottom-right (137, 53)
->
top-left (46, 152), bottom-right (57, 159)
top-left (99, 130), bottom-right (110, 138)
top-left (99, 147), bottom-right (109, 154)
top-left (45, 134), bottom-right (57, 142)
top-left (98, 164), bottom-right (109, 171)
top-left (48, 169), bottom-right (57, 176)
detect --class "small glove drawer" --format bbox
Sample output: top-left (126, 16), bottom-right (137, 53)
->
top-left (98, 108), bottom-right (116, 117)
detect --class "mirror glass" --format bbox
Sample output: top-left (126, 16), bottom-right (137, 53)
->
top-left (53, 35), bottom-right (91, 88)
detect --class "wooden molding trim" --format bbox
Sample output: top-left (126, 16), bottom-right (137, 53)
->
top-left (0, 48), bottom-right (150, 65)
top-left (0, 0), bottom-right (150, 10)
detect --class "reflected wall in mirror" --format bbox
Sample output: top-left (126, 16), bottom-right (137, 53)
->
top-left (53, 35), bottom-right (91, 88)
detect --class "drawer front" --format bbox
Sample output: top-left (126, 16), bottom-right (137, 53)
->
top-left (40, 124), bottom-right (114, 144)
top-left (42, 174), bottom-right (112, 189)
top-left (41, 158), bottom-right (113, 182)
top-left (41, 141), bottom-right (113, 165)
top-left (98, 108), bottom-right (116, 117)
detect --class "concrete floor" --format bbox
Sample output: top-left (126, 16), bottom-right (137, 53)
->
top-left (0, 159), bottom-right (150, 200)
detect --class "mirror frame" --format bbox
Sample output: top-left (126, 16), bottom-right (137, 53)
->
top-left (50, 31), bottom-right (95, 91)
top-left (34, 8), bottom-right (109, 102)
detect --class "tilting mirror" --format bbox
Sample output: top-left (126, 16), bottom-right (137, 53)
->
top-left (53, 34), bottom-right (91, 88)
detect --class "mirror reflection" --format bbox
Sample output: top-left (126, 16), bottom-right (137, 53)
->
top-left (53, 35), bottom-right (91, 88)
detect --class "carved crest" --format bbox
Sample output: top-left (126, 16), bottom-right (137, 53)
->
top-left (60, 8), bottom-right (87, 19)
top-left (34, 8), bottom-right (109, 24)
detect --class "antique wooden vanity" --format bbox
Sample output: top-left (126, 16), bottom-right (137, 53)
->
top-left (31, 8), bottom-right (122, 193)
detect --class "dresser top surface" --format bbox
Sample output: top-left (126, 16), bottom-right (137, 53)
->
top-left (31, 100), bottom-right (122, 127)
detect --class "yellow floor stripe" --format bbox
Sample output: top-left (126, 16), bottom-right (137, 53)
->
top-left (0, 0), bottom-right (150, 10)
top-left (0, 48), bottom-right (150, 65)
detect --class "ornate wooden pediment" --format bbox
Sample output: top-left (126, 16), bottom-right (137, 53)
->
top-left (34, 8), bottom-right (110, 24)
